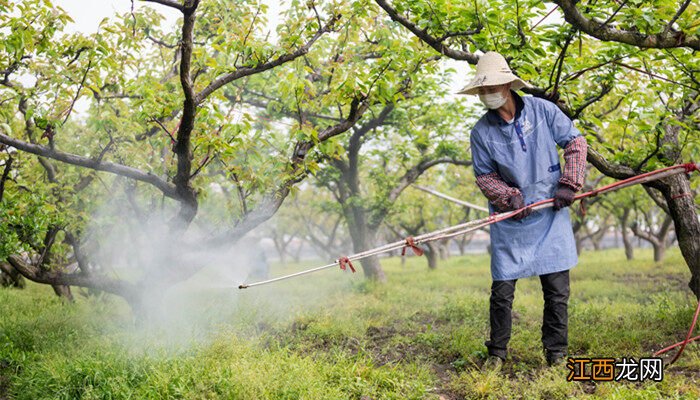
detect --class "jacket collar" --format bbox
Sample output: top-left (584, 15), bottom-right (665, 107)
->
top-left (486, 90), bottom-right (524, 125)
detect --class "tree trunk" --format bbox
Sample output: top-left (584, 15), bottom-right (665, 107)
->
top-left (52, 285), bottom-right (74, 302)
top-left (659, 173), bottom-right (700, 298)
top-left (291, 241), bottom-right (303, 263)
top-left (591, 236), bottom-right (601, 251)
top-left (457, 235), bottom-right (467, 255)
top-left (653, 244), bottom-right (665, 263)
top-left (620, 209), bottom-right (634, 260)
top-left (622, 227), bottom-right (634, 260)
top-left (359, 255), bottom-right (386, 281)
top-left (425, 242), bottom-right (439, 269)
top-left (347, 219), bottom-right (386, 282)
top-left (631, 212), bottom-right (673, 264)
top-left (591, 227), bottom-right (606, 251)
top-left (274, 241), bottom-right (287, 265)
top-left (438, 240), bottom-right (450, 260)
top-left (575, 232), bottom-right (584, 255)
top-left (457, 232), bottom-right (475, 255)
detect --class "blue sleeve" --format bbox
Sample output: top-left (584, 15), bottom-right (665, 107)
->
top-left (542, 100), bottom-right (581, 148)
top-left (470, 127), bottom-right (496, 177)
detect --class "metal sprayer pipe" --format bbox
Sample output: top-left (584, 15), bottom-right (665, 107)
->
top-left (239, 261), bottom-right (339, 289)
top-left (413, 185), bottom-right (489, 212)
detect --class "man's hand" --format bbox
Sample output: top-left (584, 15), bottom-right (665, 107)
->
top-left (553, 185), bottom-right (576, 211)
top-left (508, 193), bottom-right (531, 221)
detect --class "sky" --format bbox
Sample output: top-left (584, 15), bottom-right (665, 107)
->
top-left (48, 0), bottom-right (479, 115)
top-left (54, 0), bottom-right (179, 34)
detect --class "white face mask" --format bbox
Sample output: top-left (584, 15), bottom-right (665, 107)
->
top-left (478, 92), bottom-right (507, 109)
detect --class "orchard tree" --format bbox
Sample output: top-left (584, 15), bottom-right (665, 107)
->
top-left (285, 192), bottom-right (352, 261)
top-left (386, 167), bottom-right (481, 269)
top-left (599, 185), bottom-right (640, 260)
top-left (413, 163), bottom-right (492, 255)
top-left (623, 185), bottom-right (677, 262)
top-left (236, 41), bottom-right (473, 280)
top-left (0, 0), bottom-right (443, 309)
top-left (310, 80), bottom-right (472, 279)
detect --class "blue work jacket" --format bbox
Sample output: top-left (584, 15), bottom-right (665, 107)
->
top-left (470, 92), bottom-right (580, 281)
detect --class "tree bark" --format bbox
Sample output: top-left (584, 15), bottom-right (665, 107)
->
top-left (659, 173), bottom-right (700, 297)
top-left (51, 284), bottom-right (74, 302)
top-left (437, 239), bottom-right (450, 260)
top-left (630, 210), bottom-right (674, 263)
top-left (0, 262), bottom-right (25, 288)
top-left (425, 242), bottom-right (439, 269)
top-left (653, 244), bottom-right (666, 263)
top-left (575, 233), bottom-right (584, 256)
top-left (590, 226), bottom-right (606, 251)
top-left (7, 254), bottom-right (140, 306)
top-left (457, 235), bottom-right (468, 255)
top-left (359, 255), bottom-right (386, 281)
top-left (620, 208), bottom-right (634, 260)
top-left (347, 219), bottom-right (386, 282)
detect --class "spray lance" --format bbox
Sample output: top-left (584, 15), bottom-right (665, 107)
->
top-left (239, 162), bottom-right (699, 290)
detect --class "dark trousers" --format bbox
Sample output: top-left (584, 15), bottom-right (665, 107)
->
top-left (486, 270), bottom-right (570, 360)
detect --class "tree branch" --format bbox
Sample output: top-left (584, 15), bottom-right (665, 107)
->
top-left (387, 157), bottom-right (472, 205)
top-left (64, 231), bottom-right (90, 275)
top-left (363, 157), bottom-right (472, 231)
top-left (0, 155), bottom-right (12, 203)
top-left (146, 33), bottom-right (178, 48)
top-left (62, 60), bottom-right (92, 126)
top-left (347, 104), bottom-right (394, 160)
top-left (571, 84), bottom-right (612, 119)
top-left (236, 92), bottom-right (342, 123)
top-left (194, 14), bottom-right (340, 104)
top-left (553, 0), bottom-right (700, 50)
top-left (663, 0), bottom-right (692, 36)
top-left (614, 61), bottom-right (697, 90)
top-left (8, 254), bottom-right (138, 298)
top-left (630, 219), bottom-right (659, 246)
top-left (142, 0), bottom-right (184, 12)
top-left (374, 0), bottom-right (479, 63)
top-left (586, 147), bottom-right (636, 180)
top-left (644, 186), bottom-right (670, 215)
top-left (211, 97), bottom-right (371, 246)
top-left (0, 132), bottom-right (179, 199)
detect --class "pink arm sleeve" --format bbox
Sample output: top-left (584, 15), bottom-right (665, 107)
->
top-left (559, 136), bottom-right (588, 192)
top-left (475, 172), bottom-right (521, 211)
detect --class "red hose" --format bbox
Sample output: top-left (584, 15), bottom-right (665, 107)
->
top-left (653, 299), bottom-right (700, 364)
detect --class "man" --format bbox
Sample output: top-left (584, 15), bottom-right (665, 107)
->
top-left (459, 52), bottom-right (587, 367)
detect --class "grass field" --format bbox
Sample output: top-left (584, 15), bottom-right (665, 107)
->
top-left (1, 248), bottom-right (699, 399)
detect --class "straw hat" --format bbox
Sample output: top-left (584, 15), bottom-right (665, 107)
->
top-left (457, 52), bottom-right (532, 95)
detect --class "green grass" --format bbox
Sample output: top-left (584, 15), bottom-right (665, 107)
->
top-left (1, 248), bottom-right (699, 399)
